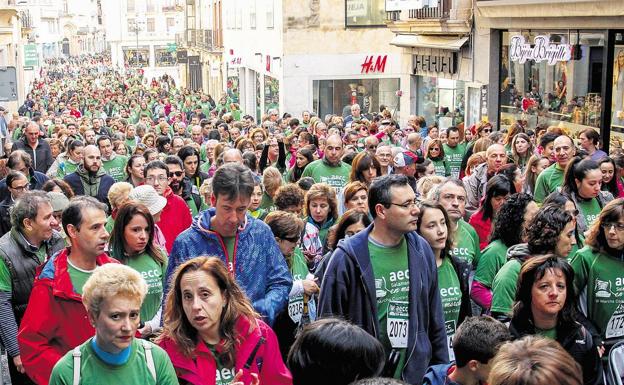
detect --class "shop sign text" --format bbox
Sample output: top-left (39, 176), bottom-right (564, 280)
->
top-left (509, 35), bottom-right (572, 65)
top-left (361, 55), bottom-right (387, 74)
top-left (413, 52), bottom-right (457, 75)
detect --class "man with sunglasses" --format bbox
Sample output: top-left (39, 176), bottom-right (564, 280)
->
top-left (319, 174), bottom-right (448, 383)
top-left (164, 155), bottom-right (208, 217)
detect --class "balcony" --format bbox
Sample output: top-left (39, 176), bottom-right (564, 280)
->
top-left (386, 0), bottom-right (470, 35)
top-left (181, 28), bottom-right (219, 52)
top-left (20, 9), bottom-right (32, 30)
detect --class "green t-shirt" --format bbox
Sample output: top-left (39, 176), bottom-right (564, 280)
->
top-left (288, 248), bottom-right (310, 324)
top-left (450, 220), bottom-right (480, 267)
top-left (105, 216), bottom-right (115, 235)
top-left (577, 198), bottom-right (601, 229)
top-left (533, 163), bottom-right (565, 203)
top-left (431, 159), bottom-right (450, 177)
top-left (125, 252), bottom-right (167, 323)
top-left (300, 159), bottom-right (352, 192)
top-left (536, 327), bottom-right (558, 340)
top-left (474, 239), bottom-right (509, 289)
top-left (223, 236), bottom-right (236, 270)
top-left (490, 258), bottom-right (522, 316)
top-left (67, 259), bottom-right (94, 295)
top-left (437, 257), bottom-right (462, 362)
top-left (57, 160), bottom-right (79, 179)
top-left (443, 143), bottom-right (466, 179)
top-left (259, 191), bottom-right (275, 211)
top-left (570, 246), bottom-right (624, 341)
top-left (368, 238), bottom-right (409, 378)
top-left (102, 155), bottom-right (129, 182)
top-left (207, 345), bottom-right (236, 385)
top-left (48, 338), bottom-right (178, 385)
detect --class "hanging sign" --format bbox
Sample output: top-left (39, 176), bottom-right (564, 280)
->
top-left (509, 35), bottom-right (572, 65)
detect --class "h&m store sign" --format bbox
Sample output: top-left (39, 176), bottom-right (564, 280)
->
top-left (413, 51), bottom-right (457, 75)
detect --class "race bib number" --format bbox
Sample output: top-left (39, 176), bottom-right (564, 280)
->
top-left (387, 301), bottom-right (409, 348)
top-left (445, 320), bottom-right (456, 362)
top-left (606, 303), bottom-right (624, 339)
top-left (288, 296), bottom-right (304, 324)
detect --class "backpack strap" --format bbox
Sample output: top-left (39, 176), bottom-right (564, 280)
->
top-left (72, 346), bottom-right (82, 385)
top-left (142, 339), bottom-right (157, 381)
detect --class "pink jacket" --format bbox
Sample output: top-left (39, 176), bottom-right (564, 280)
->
top-left (159, 316), bottom-right (292, 385)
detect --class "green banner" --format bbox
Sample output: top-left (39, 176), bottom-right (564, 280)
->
top-left (24, 44), bottom-right (38, 67)
top-left (167, 43), bottom-right (177, 53)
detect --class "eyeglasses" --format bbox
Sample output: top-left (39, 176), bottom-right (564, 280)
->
top-left (600, 222), bottom-right (624, 232)
top-left (385, 198), bottom-right (419, 210)
top-left (430, 148), bottom-right (440, 151)
top-left (367, 145), bottom-right (378, 150)
top-left (145, 176), bottom-right (168, 184)
top-left (168, 171), bottom-right (184, 178)
top-left (482, 129), bottom-right (492, 133)
top-left (10, 184), bottom-right (29, 191)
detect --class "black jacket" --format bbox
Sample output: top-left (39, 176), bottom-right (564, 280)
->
top-left (0, 167), bottom-right (49, 203)
top-left (318, 224), bottom-right (449, 383)
top-left (509, 316), bottom-right (603, 385)
top-left (448, 255), bottom-right (473, 327)
top-left (11, 139), bottom-right (54, 174)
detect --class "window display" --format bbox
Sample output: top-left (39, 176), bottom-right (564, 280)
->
top-left (123, 48), bottom-right (149, 67)
top-left (500, 31), bottom-right (604, 135)
top-left (416, 76), bottom-right (465, 127)
top-left (155, 47), bottom-right (177, 66)
top-left (313, 78), bottom-right (400, 119)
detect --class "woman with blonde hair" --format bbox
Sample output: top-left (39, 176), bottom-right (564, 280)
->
top-left (49, 264), bottom-right (178, 384)
top-left (106, 181), bottom-right (133, 233)
top-left (158, 256), bottom-right (292, 385)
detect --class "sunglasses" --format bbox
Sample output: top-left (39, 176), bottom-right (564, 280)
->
top-left (168, 171), bottom-right (184, 178)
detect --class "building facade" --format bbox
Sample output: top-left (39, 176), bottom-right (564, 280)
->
top-left (60, 0), bottom-right (106, 57)
top-left (475, 0), bottom-right (624, 151)
top-left (104, 0), bottom-right (183, 82)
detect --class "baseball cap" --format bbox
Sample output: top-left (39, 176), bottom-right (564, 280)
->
top-left (394, 151), bottom-right (419, 168)
top-left (128, 185), bottom-right (167, 215)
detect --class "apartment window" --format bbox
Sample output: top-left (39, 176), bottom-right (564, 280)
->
top-left (147, 18), bottom-right (155, 32)
top-left (250, 2), bottom-right (256, 29)
top-left (345, 0), bottom-right (385, 27)
top-left (266, 0), bottom-right (274, 29)
top-left (127, 0), bottom-right (135, 13)
top-left (166, 17), bottom-right (175, 33)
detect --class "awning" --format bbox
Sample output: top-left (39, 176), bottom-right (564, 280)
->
top-left (390, 34), bottom-right (469, 51)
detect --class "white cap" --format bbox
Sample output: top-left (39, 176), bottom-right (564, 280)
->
top-left (128, 185), bottom-right (167, 215)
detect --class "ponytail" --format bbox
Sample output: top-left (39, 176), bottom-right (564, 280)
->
top-left (562, 156), bottom-right (599, 195)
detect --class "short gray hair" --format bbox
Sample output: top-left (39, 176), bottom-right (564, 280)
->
top-left (212, 163), bottom-right (254, 201)
top-left (430, 178), bottom-right (465, 202)
top-left (11, 191), bottom-right (51, 232)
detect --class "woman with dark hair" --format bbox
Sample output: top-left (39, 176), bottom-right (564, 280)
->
top-left (509, 255), bottom-right (602, 385)
top-left (287, 318), bottom-right (384, 385)
top-left (125, 154), bottom-right (146, 187)
top-left (471, 193), bottom-right (538, 312)
top-left (41, 178), bottom-right (75, 199)
top-left (571, 198), bottom-right (624, 356)
top-left (109, 202), bottom-right (168, 337)
top-left (349, 151), bottom-right (382, 186)
top-left (416, 201), bottom-right (472, 360)
top-left (49, 139), bottom-right (84, 178)
top-left (426, 139), bottom-right (450, 177)
top-left (143, 148), bottom-right (160, 163)
top-left (156, 135), bottom-right (171, 155)
top-left (510, 132), bottom-right (533, 171)
top-left (178, 145), bottom-right (209, 190)
top-left (158, 256), bottom-right (292, 385)
top-left (415, 158), bottom-right (435, 179)
top-left (491, 205), bottom-right (575, 319)
top-left (265, 211), bottom-right (318, 359)
top-left (259, 137), bottom-right (286, 174)
top-left (286, 147), bottom-right (315, 183)
top-left (561, 157), bottom-right (613, 234)
top-left (468, 175), bottom-right (513, 249)
top-left (599, 157), bottom-right (620, 198)
top-left (497, 163), bottom-right (524, 194)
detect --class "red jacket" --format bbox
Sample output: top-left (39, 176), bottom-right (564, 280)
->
top-left (468, 209), bottom-right (492, 250)
top-left (17, 248), bottom-right (119, 385)
top-left (160, 186), bottom-right (193, 253)
top-left (159, 316), bottom-right (292, 385)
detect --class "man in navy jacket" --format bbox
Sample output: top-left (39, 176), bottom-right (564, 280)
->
top-left (319, 174), bottom-right (448, 383)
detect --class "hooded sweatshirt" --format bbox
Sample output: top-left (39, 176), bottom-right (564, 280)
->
top-left (64, 165), bottom-right (115, 207)
top-left (490, 243), bottom-right (531, 319)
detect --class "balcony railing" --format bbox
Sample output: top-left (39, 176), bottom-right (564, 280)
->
top-left (20, 10), bottom-right (32, 29)
top-left (181, 28), bottom-right (215, 50)
top-left (386, 0), bottom-right (452, 20)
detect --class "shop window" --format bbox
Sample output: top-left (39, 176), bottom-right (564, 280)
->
top-left (313, 78), bottom-right (400, 119)
top-left (345, 0), bottom-right (386, 27)
top-left (264, 75), bottom-right (279, 113)
top-left (227, 75), bottom-right (240, 105)
top-left (123, 48), bottom-right (149, 68)
top-left (155, 47), bottom-right (177, 67)
top-left (611, 44), bottom-right (624, 147)
top-left (416, 76), bottom-right (465, 128)
top-left (500, 31), bottom-right (604, 135)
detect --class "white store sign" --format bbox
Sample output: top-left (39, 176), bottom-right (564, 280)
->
top-left (509, 35), bottom-right (572, 65)
top-left (347, 0), bottom-right (367, 17)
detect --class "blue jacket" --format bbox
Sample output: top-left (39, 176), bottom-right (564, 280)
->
top-left (423, 364), bottom-right (459, 385)
top-left (318, 224), bottom-right (449, 384)
top-left (164, 208), bottom-right (292, 325)
top-left (0, 167), bottom-right (48, 203)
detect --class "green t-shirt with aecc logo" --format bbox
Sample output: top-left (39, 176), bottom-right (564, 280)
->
top-left (207, 345), bottom-right (237, 385)
top-left (102, 155), bottom-right (129, 182)
top-left (570, 246), bottom-right (624, 341)
top-left (577, 197), bottom-right (601, 229)
top-left (288, 247), bottom-right (310, 324)
top-left (437, 257), bottom-right (462, 362)
top-left (125, 252), bottom-right (167, 324)
top-left (431, 159), bottom-right (450, 177)
top-left (368, 237), bottom-right (409, 379)
top-left (490, 258), bottom-right (522, 316)
top-left (450, 220), bottom-right (480, 267)
top-left (300, 159), bottom-right (352, 192)
top-left (443, 143), bottom-right (466, 179)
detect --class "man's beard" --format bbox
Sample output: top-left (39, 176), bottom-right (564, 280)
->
top-left (324, 157), bottom-right (341, 167)
top-left (170, 180), bottom-right (181, 192)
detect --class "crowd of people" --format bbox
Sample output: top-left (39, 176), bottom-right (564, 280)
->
top-left (0, 53), bottom-right (622, 385)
